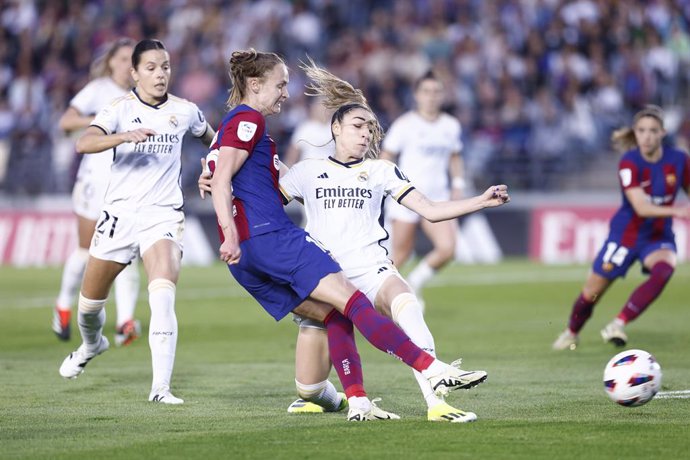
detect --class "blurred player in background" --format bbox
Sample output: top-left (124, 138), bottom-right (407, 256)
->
top-left (380, 71), bottom-right (466, 302)
top-left (206, 49), bottom-right (487, 421)
top-left (553, 105), bottom-right (690, 351)
top-left (59, 39), bottom-right (215, 405)
top-left (282, 96), bottom-right (334, 225)
top-left (53, 38), bottom-right (142, 346)
top-left (279, 60), bottom-right (509, 422)
top-left (283, 96), bottom-right (334, 167)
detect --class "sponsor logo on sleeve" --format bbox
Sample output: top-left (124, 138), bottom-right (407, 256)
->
top-left (238, 121), bottom-right (257, 142)
top-left (619, 168), bottom-right (632, 187)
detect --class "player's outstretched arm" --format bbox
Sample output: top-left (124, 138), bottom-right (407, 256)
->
top-left (401, 185), bottom-right (510, 223)
top-left (76, 126), bottom-right (156, 154)
top-left (625, 187), bottom-right (690, 219)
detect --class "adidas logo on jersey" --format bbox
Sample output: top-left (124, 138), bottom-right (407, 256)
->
top-left (317, 172), bottom-right (329, 179)
top-left (377, 266), bottom-right (388, 274)
top-left (132, 117), bottom-right (142, 124)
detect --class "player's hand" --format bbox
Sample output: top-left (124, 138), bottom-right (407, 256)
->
top-left (482, 184), bottom-right (510, 208)
top-left (219, 238), bottom-right (241, 265)
top-left (198, 158), bottom-right (213, 199)
top-left (121, 128), bottom-right (156, 143)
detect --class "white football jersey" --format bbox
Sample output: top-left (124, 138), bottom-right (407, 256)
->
top-left (280, 157), bottom-right (414, 275)
top-left (91, 90), bottom-right (207, 209)
top-left (382, 111), bottom-right (462, 197)
top-left (70, 77), bottom-right (129, 181)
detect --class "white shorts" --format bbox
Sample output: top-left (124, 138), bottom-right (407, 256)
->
top-left (345, 262), bottom-right (404, 302)
top-left (386, 188), bottom-right (450, 224)
top-left (293, 261), bottom-right (405, 329)
top-left (89, 204), bottom-right (185, 264)
top-left (72, 175), bottom-right (107, 221)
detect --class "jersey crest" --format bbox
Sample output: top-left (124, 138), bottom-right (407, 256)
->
top-left (666, 173), bottom-right (676, 187)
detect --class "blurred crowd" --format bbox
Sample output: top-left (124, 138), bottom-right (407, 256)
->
top-left (1, 0), bottom-right (690, 196)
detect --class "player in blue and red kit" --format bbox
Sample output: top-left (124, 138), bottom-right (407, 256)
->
top-left (206, 49), bottom-right (486, 421)
top-left (553, 105), bottom-right (690, 350)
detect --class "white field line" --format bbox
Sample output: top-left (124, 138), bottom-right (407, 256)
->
top-left (656, 390), bottom-right (690, 399)
top-left (2, 287), bottom-right (251, 310)
top-left (3, 266), bottom-right (688, 310)
top-left (3, 267), bottom-right (582, 310)
top-left (426, 268), bottom-right (588, 287)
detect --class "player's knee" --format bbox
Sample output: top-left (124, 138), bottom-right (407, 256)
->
top-left (293, 314), bottom-right (327, 330)
top-left (295, 379), bottom-right (327, 401)
top-left (433, 240), bottom-right (455, 263)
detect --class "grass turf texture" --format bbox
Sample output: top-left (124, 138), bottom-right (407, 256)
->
top-left (0, 260), bottom-right (688, 459)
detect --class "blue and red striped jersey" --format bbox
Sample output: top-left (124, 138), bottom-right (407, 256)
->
top-left (611, 146), bottom-right (690, 246)
top-left (211, 105), bottom-right (293, 241)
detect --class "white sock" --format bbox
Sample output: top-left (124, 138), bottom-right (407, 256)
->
top-left (56, 248), bottom-right (89, 310)
top-left (391, 292), bottom-right (442, 408)
top-left (407, 260), bottom-right (435, 293)
top-left (296, 379), bottom-right (342, 411)
top-left (114, 260), bottom-right (140, 327)
top-left (77, 293), bottom-right (106, 353)
top-left (148, 279), bottom-right (178, 392)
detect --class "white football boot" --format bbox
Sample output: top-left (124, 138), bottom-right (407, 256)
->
top-left (552, 329), bottom-right (579, 350)
top-left (59, 336), bottom-right (110, 379)
top-left (347, 397), bottom-right (400, 421)
top-left (149, 387), bottom-right (184, 405)
top-left (427, 359), bottom-right (488, 397)
top-left (600, 321), bottom-right (627, 347)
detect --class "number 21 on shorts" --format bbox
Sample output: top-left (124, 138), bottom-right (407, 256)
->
top-left (96, 210), bottom-right (119, 238)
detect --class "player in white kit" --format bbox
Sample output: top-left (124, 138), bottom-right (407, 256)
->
top-left (279, 62), bottom-right (509, 422)
top-left (59, 39), bottom-right (215, 405)
top-left (283, 97), bottom-right (334, 166)
top-left (53, 38), bottom-right (142, 346)
top-left (381, 72), bottom-right (467, 301)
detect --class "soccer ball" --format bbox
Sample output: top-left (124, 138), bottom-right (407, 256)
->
top-left (603, 349), bottom-right (662, 407)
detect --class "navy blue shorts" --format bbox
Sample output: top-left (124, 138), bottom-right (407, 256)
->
top-left (592, 235), bottom-right (676, 280)
top-left (229, 226), bottom-right (341, 321)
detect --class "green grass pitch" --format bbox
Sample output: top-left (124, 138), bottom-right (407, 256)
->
top-left (1, 260), bottom-right (688, 459)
